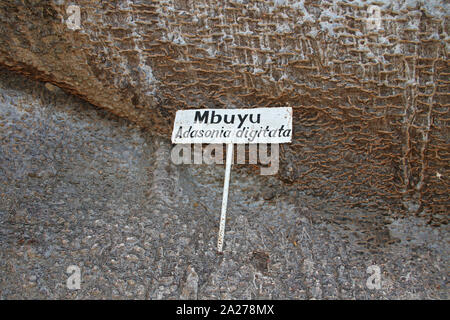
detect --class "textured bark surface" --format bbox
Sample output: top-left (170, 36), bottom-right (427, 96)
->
top-left (0, 0), bottom-right (448, 221)
top-left (1, 68), bottom-right (448, 299)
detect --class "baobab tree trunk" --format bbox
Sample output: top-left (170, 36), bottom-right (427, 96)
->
top-left (0, 0), bottom-right (448, 222)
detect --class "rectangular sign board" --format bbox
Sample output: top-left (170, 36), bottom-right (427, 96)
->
top-left (171, 107), bottom-right (292, 144)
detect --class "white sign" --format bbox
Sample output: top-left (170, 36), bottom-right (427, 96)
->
top-left (171, 106), bottom-right (293, 253)
top-left (172, 107), bottom-right (292, 144)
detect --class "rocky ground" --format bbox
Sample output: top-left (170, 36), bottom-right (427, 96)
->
top-left (0, 68), bottom-right (448, 299)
